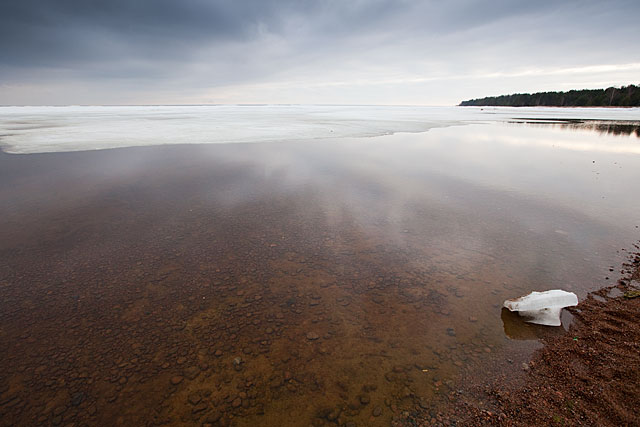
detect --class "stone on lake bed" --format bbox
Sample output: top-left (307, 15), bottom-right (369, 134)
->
top-left (306, 332), bottom-right (320, 340)
top-left (503, 290), bottom-right (578, 326)
top-left (184, 366), bottom-right (200, 380)
top-left (71, 391), bottom-right (85, 406)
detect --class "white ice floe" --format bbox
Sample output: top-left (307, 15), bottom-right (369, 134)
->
top-left (1, 105), bottom-right (639, 154)
top-left (0, 105), bottom-right (452, 154)
top-left (503, 290), bottom-right (578, 326)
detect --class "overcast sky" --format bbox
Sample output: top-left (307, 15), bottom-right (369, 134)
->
top-left (1, 0), bottom-right (638, 106)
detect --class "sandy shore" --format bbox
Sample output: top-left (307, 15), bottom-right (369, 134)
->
top-left (403, 243), bottom-right (640, 426)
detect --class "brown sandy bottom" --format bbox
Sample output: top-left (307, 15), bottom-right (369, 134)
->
top-left (401, 245), bottom-right (640, 426)
top-left (0, 129), bottom-right (634, 427)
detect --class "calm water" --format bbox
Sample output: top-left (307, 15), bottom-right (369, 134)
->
top-left (1, 114), bottom-right (639, 426)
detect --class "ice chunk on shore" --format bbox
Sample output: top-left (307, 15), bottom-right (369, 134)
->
top-left (503, 290), bottom-right (578, 326)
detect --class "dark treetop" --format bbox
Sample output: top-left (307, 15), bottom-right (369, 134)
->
top-left (460, 85), bottom-right (640, 107)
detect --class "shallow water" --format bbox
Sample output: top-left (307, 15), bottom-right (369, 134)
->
top-left (0, 117), bottom-right (639, 426)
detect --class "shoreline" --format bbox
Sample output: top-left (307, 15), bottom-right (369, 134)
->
top-left (403, 243), bottom-right (640, 426)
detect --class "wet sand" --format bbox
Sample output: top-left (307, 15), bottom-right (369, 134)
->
top-left (0, 124), bottom-right (638, 426)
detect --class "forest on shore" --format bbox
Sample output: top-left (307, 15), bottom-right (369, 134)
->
top-left (460, 85), bottom-right (639, 107)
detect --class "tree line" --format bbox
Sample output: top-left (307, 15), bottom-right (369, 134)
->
top-left (459, 85), bottom-right (640, 107)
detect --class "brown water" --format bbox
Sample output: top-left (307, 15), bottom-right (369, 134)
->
top-left (1, 123), bottom-right (639, 426)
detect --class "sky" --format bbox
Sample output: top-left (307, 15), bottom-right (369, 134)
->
top-left (1, 0), bottom-right (639, 106)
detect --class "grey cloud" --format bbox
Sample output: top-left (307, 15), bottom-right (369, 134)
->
top-left (4, 0), bottom-right (627, 69)
top-left (1, 0), bottom-right (282, 66)
top-left (0, 0), bottom-right (638, 104)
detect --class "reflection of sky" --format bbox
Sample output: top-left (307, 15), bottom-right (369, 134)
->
top-left (321, 124), bottom-right (640, 230)
top-left (236, 123), bottom-right (640, 295)
top-left (171, 122), bottom-right (640, 297)
top-left (1, 120), bottom-right (638, 299)
top-left (247, 123), bottom-right (640, 233)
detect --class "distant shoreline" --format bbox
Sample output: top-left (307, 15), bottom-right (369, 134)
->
top-left (460, 85), bottom-right (639, 107)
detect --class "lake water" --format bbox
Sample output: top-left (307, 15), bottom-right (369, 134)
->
top-left (0, 106), bottom-right (639, 426)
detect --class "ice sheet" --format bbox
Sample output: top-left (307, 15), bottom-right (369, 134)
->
top-left (1, 105), bottom-right (638, 154)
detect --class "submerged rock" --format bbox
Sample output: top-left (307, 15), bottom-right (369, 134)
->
top-left (503, 290), bottom-right (578, 326)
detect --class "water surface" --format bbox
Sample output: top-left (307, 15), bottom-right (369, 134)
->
top-left (0, 113), bottom-right (639, 426)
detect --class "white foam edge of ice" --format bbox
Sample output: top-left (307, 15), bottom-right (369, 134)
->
top-left (503, 289), bottom-right (578, 326)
